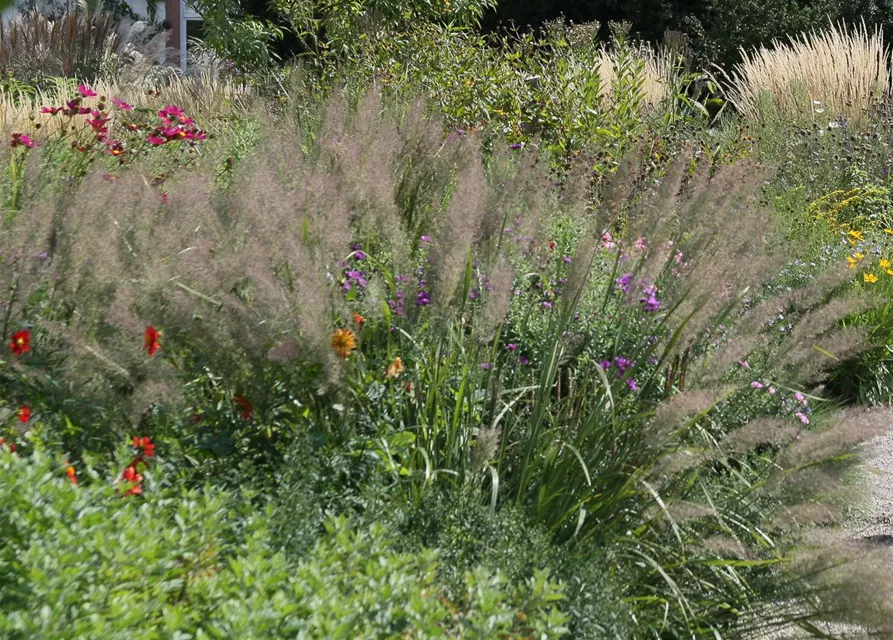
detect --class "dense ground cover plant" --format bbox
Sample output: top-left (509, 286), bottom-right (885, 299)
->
top-left (0, 85), bottom-right (891, 637)
top-left (0, 450), bottom-right (569, 639)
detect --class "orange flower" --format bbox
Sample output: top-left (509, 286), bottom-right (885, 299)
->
top-left (144, 326), bottom-right (160, 357)
top-left (66, 465), bottom-right (78, 485)
top-left (385, 357), bottom-right (405, 379)
top-left (17, 405), bottom-right (30, 423)
top-left (353, 312), bottom-right (364, 328)
top-left (331, 328), bottom-right (357, 360)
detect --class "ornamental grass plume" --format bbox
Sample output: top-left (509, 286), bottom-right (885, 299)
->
top-left (729, 20), bottom-right (889, 124)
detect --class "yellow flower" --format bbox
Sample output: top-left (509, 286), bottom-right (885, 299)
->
top-left (886, 269), bottom-right (893, 276)
top-left (331, 328), bottom-right (357, 360)
top-left (864, 273), bottom-right (879, 284)
top-left (880, 259), bottom-right (891, 270)
top-left (854, 252), bottom-right (865, 260)
top-left (849, 230), bottom-right (864, 241)
top-left (886, 229), bottom-right (893, 235)
top-left (847, 256), bottom-right (858, 269)
top-left (385, 356), bottom-right (405, 379)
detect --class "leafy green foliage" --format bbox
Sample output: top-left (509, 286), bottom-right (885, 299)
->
top-left (0, 451), bottom-right (568, 638)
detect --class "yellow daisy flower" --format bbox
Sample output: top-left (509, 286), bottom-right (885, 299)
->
top-left (881, 259), bottom-right (891, 270)
top-left (864, 273), bottom-right (879, 284)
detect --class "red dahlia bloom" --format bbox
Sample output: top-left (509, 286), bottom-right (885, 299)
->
top-left (132, 436), bottom-right (155, 458)
top-left (121, 465), bottom-right (143, 495)
top-left (10, 330), bottom-right (30, 356)
top-left (144, 326), bottom-right (160, 356)
top-left (17, 405), bottom-right (30, 423)
top-left (233, 396), bottom-right (253, 419)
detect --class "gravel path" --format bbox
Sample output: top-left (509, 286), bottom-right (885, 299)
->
top-left (749, 432), bottom-right (893, 640)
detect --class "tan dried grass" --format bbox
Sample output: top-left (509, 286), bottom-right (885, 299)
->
top-left (729, 20), bottom-right (890, 123)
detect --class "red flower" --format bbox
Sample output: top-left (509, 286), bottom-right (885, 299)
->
top-left (17, 405), bottom-right (30, 423)
top-left (233, 396), bottom-right (252, 419)
top-left (121, 464), bottom-right (143, 495)
top-left (548, 240), bottom-right (555, 252)
top-left (66, 465), bottom-right (78, 485)
top-left (144, 326), bottom-right (160, 357)
top-left (0, 437), bottom-right (15, 453)
top-left (10, 330), bottom-right (30, 356)
top-left (10, 133), bottom-right (35, 149)
top-left (132, 436), bottom-right (155, 458)
top-left (78, 84), bottom-right (98, 98)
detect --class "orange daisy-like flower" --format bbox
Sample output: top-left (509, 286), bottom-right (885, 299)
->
top-left (17, 405), bottom-right (30, 423)
top-left (331, 328), bottom-right (357, 360)
top-left (144, 326), bottom-right (160, 357)
top-left (385, 357), bottom-right (405, 379)
top-left (10, 329), bottom-right (30, 356)
top-left (66, 465), bottom-right (78, 485)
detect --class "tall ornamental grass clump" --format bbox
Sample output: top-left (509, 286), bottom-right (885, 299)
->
top-left (0, 92), bottom-right (892, 635)
top-left (729, 20), bottom-right (890, 125)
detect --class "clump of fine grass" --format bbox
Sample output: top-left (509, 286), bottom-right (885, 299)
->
top-left (729, 20), bottom-right (889, 124)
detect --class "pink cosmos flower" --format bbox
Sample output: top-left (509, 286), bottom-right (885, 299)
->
top-left (158, 105), bottom-right (185, 121)
top-left (111, 97), bottom-right (133, 111)
top-left (10, 133), bottom-right (35, 149)
top-left (40, 106), bottom-right (63, 114)
top-left (78, 84), bottom-right (98, 98)
top-left (147, 135), bottom-right (167, 146)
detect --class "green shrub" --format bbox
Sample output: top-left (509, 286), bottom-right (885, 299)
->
top-left (0, 450), bottom-right (568, 639)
